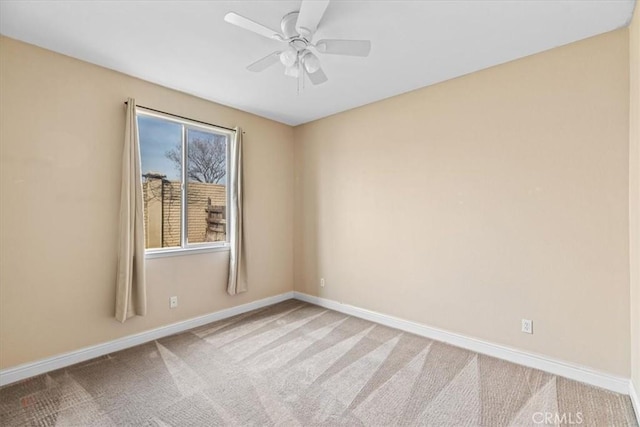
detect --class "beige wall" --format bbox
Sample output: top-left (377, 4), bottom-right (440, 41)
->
top-left (0, 36), bottom-right (294, 369)
top-left (630, 3), bottom-right (640, 392)
top-left (294, 30), bottom-right (631, 376)
top-left (1, 25), bottom-right (636, 380)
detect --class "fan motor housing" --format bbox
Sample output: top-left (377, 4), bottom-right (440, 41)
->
top-left (290, 39), bottom-right (307, 51)
top-left (281, 11), bottom-right (301, 40)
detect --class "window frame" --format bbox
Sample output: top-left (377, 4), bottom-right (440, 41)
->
top-left (136, 107), bottom-right (233, 258)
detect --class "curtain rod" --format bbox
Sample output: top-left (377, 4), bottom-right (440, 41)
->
top-left (124, 101), bottom-right (241, 133)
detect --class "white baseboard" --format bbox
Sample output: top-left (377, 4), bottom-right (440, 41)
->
top-left (0, 291), bottom-right (294, 387)
top-left (293, 292), bottom-right (630, 395)
top-left (630, 380), bottom-right (640, 423)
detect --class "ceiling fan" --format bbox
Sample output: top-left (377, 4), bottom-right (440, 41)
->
top-left (224, 0), bottom-right (371, 86)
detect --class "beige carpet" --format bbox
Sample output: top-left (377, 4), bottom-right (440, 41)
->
top-left (0, 299), bottom-right (637, 426)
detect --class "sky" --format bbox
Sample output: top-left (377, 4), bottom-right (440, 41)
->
top-left (138, 114), bottom-right (228, 183)
top-left (138, 114), bottom-right (182, 181)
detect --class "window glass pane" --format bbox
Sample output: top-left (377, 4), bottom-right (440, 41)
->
top-left (138, 114), bottom-right (183, 249)
top-left (186, 128), bottom-right (227, 244)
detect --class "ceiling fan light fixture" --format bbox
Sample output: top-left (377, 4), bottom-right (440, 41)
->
top-left (315, 41), bottom-right (327, 53)
top-left (302, 52), bottom-right (321, 74)
top-left (280, 49), bottom-right (298, 67)
top-left (284, 65), bottom-right (300, 78)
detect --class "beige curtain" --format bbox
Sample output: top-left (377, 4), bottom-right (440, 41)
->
top-left (227, 127), bottom-right (246, 295)
top-left (115, 98), bottom-right (147, 322)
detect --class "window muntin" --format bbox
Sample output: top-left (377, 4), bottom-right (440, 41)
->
top-left (137, 109), bottom-right (231, 252)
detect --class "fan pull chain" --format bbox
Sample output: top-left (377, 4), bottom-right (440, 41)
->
top-left (296, 53), bottom-right (299, 95)
top-left (301, 59), bottom-right (305, 92)
top-left (297, 54), bottom-right (303, 95)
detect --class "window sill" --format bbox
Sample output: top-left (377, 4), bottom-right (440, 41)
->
top-left (145, 245), bottom-right (230, 259)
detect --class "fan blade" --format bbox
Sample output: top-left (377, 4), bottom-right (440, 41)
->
top-left (315, 39), bottom-right (371, 57)
top-left (295, 0), bottom-right (330, 37)
top-left (247, 51), bottom-right (282, 72)
top-left (306, 67), bottom-right (328, 85)
top-left (224, 12), bottom-right (284, 41)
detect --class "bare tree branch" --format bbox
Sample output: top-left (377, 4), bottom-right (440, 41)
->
top-left (165, 135), bottom-right (226, 183)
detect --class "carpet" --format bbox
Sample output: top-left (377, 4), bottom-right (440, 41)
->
top-left (0, 299), bottom-right (637, 426)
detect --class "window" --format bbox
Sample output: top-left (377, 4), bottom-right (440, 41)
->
top-left (137, 108), bottom-right (232, 254)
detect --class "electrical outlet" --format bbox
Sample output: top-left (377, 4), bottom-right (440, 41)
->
top-left (170, 296), bottom-right (178, 309)
top-left (521, 319), bottom-right (533, 334)
top-left (320, 278), bottom-right (325, 287)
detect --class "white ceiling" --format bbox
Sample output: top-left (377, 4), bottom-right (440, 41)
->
top-left (0, 0), bottom-right (636, 126)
